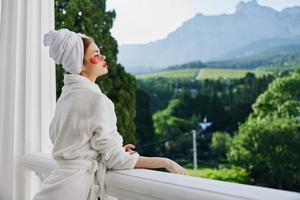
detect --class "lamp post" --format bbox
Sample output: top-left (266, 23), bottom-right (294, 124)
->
top-left (192, 129), bottom-right (197, 176)
top-left (192, 117), bottom-right (212, 176)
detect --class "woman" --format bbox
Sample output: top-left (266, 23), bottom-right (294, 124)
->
top-left (33, 29), bottom-right (187, 200)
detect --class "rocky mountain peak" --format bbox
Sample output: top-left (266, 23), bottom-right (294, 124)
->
top-left (236, 0), bottom-right (276, 15)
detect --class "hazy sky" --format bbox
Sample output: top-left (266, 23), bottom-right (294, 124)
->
top-left (106, 0), bottom-right (300, 45)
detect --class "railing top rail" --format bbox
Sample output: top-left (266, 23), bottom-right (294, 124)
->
top-left (23, 153), bottom-right (300, 200)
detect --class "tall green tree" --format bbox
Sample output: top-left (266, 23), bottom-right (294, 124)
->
top-left (228, 72), bottom-right (300, 191)
top-left (55, 0), bottom-right (137, 143)
top-left (135, 88), bottom-right (156, 156)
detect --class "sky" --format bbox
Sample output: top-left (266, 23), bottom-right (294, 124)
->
top-left (106, 0), bottom-right (300, 45)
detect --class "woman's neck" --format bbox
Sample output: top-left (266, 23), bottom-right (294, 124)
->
top-left (80, 72), bottom-right (97, 83)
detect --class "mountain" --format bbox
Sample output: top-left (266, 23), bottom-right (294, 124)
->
top-left (206, 44), bottom-right (300, 69)
top-left (215, 36), bottom-right (300, 60)
top-left (118, 0), bottom-right (300, 69)
top-left (163, 61), bottom-right (206, 71)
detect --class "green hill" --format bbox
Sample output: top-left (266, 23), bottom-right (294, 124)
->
top-left (135, 68), bottom-right (270, 80)
top-left (196, 68), bottom-right (270, 80)
top-left (135, 68), bottom-right (199, 80)
top-left (163, 61), bottom-right (206, 70)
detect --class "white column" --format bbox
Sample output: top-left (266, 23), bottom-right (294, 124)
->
top-left (0, 0), bottom-right (2, 28)
top-left (0, 0), bottom-right (55, 199)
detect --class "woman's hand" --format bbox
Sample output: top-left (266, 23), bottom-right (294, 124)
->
top-left (133, 156), bottom-right (188, 176)
top-left (165, 158), bottom-right (188, 175)
top-left (122, 144), bottom-right (136, 155)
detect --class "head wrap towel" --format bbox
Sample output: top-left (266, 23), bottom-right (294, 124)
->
top-left (43, 29), bottom-right (88, 74)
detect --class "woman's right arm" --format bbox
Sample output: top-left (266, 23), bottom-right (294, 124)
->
top-left (134, 156), bottom-right (188, 175)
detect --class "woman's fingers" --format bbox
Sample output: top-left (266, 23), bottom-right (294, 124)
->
top-left (122, 144), bottom-right (137, 154)
top-left (123, 144), bottom-right (135, 152)
top-left (125, 144), bottom-right (135, 149)
top-left (123, 144), bottom-right (135, 149)
top-left (166, 159), bottom-right (188, 176)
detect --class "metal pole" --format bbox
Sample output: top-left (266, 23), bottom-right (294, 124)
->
top-left (192, 129), bottom-right (197, 176)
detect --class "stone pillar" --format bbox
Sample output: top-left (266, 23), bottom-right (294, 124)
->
top-left (0, 0), bottom-right (55, 199)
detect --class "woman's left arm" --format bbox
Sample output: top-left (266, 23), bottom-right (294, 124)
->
top-left (89, 95), bottom-right (140, 170)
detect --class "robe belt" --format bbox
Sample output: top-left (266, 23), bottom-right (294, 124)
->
top-left (56, 159), bottom-right (98, 173)
top-left (55, 158), bottom-right (109, 200)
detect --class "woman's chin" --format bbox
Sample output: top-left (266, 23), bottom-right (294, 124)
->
top-left (98, 70), bottom-right (108, 77)
top-left (104, 67), bottom-right (108, 73)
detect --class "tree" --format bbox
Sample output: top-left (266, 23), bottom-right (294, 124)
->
top-left (251, 73), bottom-right (300, 119)
top-left (152, 99), bottom-right (197, 161)
top-left (55, 0), bottom-right (137, 143)
top-left (228, 72), bottom-right (300, 191)
top-left (135, 88), bottom-right (156, 156)
top-left (210, 132), bottom-right (232, 162)
top-left (228, 116), bottom-right (300, 190)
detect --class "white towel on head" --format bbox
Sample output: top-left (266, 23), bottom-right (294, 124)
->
top-left (43, 29), bottom-right (88, 74)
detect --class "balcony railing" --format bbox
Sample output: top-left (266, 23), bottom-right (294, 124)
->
top-left (23, 152), bottom-right (300, 200)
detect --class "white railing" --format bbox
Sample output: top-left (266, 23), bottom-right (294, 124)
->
top-left (23, 153), bottom-right (300, 200)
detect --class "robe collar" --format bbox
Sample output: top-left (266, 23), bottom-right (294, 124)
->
top-left (63, 74), bottom-right (102, 93)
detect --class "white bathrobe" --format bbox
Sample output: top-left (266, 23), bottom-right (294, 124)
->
top-left (33, 74), bottom-right (139, 200)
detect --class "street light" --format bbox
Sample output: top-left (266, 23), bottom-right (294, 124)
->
top-left (199, 117), bottom-right (212, 130)
top-left (191, 117), bottom-right (212, 176)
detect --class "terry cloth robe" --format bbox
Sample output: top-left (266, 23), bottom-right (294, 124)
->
top-left (32, 74), bottom-right (139, 200)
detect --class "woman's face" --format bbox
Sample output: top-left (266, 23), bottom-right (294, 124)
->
top-left (82, 42), bottom-right (108, 78)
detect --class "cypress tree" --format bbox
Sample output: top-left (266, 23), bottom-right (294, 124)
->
top-left (55, 0), bottom-right (137, 143)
